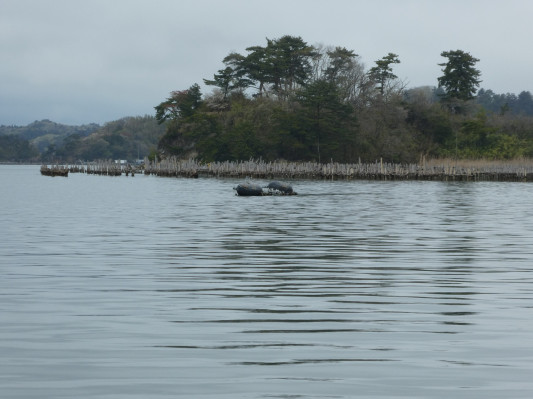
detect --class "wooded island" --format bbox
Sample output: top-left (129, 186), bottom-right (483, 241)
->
top-left (3, 35), bottom-right (533, 165)
top-left (153, 35), bottom-right (533, 164)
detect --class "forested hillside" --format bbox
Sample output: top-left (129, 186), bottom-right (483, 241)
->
top-left (0, 120), bottom-right (100, 161)
top-left (0, 135), bottom-right (40, 162)
top-left (0, 116), bottom-right (164, 162)
top-left (155, 35), bottom-right (533, 163)
top-left (40, 116), bottom-right (165, 162)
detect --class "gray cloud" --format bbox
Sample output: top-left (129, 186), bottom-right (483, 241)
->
top-left (2, 0), bottom-right (532, 125)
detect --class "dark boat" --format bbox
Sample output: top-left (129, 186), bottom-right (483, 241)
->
top-left (234, 182), bottom-right (264, 196)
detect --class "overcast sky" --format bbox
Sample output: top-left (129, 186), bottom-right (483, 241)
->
top-left (2, 0), bottom-right (532, 126)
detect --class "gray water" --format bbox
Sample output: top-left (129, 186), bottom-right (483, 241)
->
top-left (1, 165), bottom-right (533, 399)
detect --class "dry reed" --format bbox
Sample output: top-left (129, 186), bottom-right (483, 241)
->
top-left (143, 157), bottom-right (533, 182)
top-left (46, 157), bottom-right (533, 181)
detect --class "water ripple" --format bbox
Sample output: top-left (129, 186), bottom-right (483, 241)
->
top-left (2, 167), bottom-right (533, 398)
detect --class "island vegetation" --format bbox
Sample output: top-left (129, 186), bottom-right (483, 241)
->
top-left (2, 35), bottom-right (533, 165)
top-left (155, 36), bottom-right (533, 164)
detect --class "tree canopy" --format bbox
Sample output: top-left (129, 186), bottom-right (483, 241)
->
top-left (438, 50), bottom-right (481, 103)
top-left (368, 53), bottom-right (401, 95)
top-left (203, 35), bottom-right (317, 100)
top-left (152, 36), bottom-right (533, 163)
top-left (155, 84), bottom-right (203, 123)
top-left (13, 35), bottom-right (533, 164)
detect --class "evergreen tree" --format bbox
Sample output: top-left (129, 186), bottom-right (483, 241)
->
top-left (155, 84), bottom-right (203, 123)
top-left (438, 50), bottom-right (481, 103)
top-left (368, 53), bottom-right (400, 95)
top-left (203, 67), bottom-right (239, 100)
top-left (297, 79), bottom-right (355, 162)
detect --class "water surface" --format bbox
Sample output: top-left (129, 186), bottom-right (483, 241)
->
top-left (1, 165), bottom-right (533, 398)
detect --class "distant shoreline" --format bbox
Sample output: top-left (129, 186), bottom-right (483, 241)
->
top-left (0, 162), bottom-right (41, 165)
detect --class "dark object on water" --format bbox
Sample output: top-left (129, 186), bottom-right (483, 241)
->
top-left (40, 165), bottom-right (68, 177)
top-left (266, 181), bottom-right (294, 194)
top-left (234, 181), bottom-right (297, 196)
top-left (234, 182), bottom-right (264, 196)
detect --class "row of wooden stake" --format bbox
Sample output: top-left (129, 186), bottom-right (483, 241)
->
top-left (43, 157), bottom-right (533, 181)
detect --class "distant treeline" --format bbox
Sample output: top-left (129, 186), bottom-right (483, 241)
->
top-left (0, 116), bottom-right (164, 162)
top-left (476, 89), bottom-right (533, 116)
top-left (153, 35), bottom-right (533, 163)
top-left (0, 135), bottom-right (39, 162)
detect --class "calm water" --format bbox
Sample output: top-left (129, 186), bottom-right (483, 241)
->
top-left (1, 165), bottom-right (533, 398)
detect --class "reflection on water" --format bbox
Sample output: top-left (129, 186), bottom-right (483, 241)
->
top-left (1, 165), bottom-right (533, 398)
